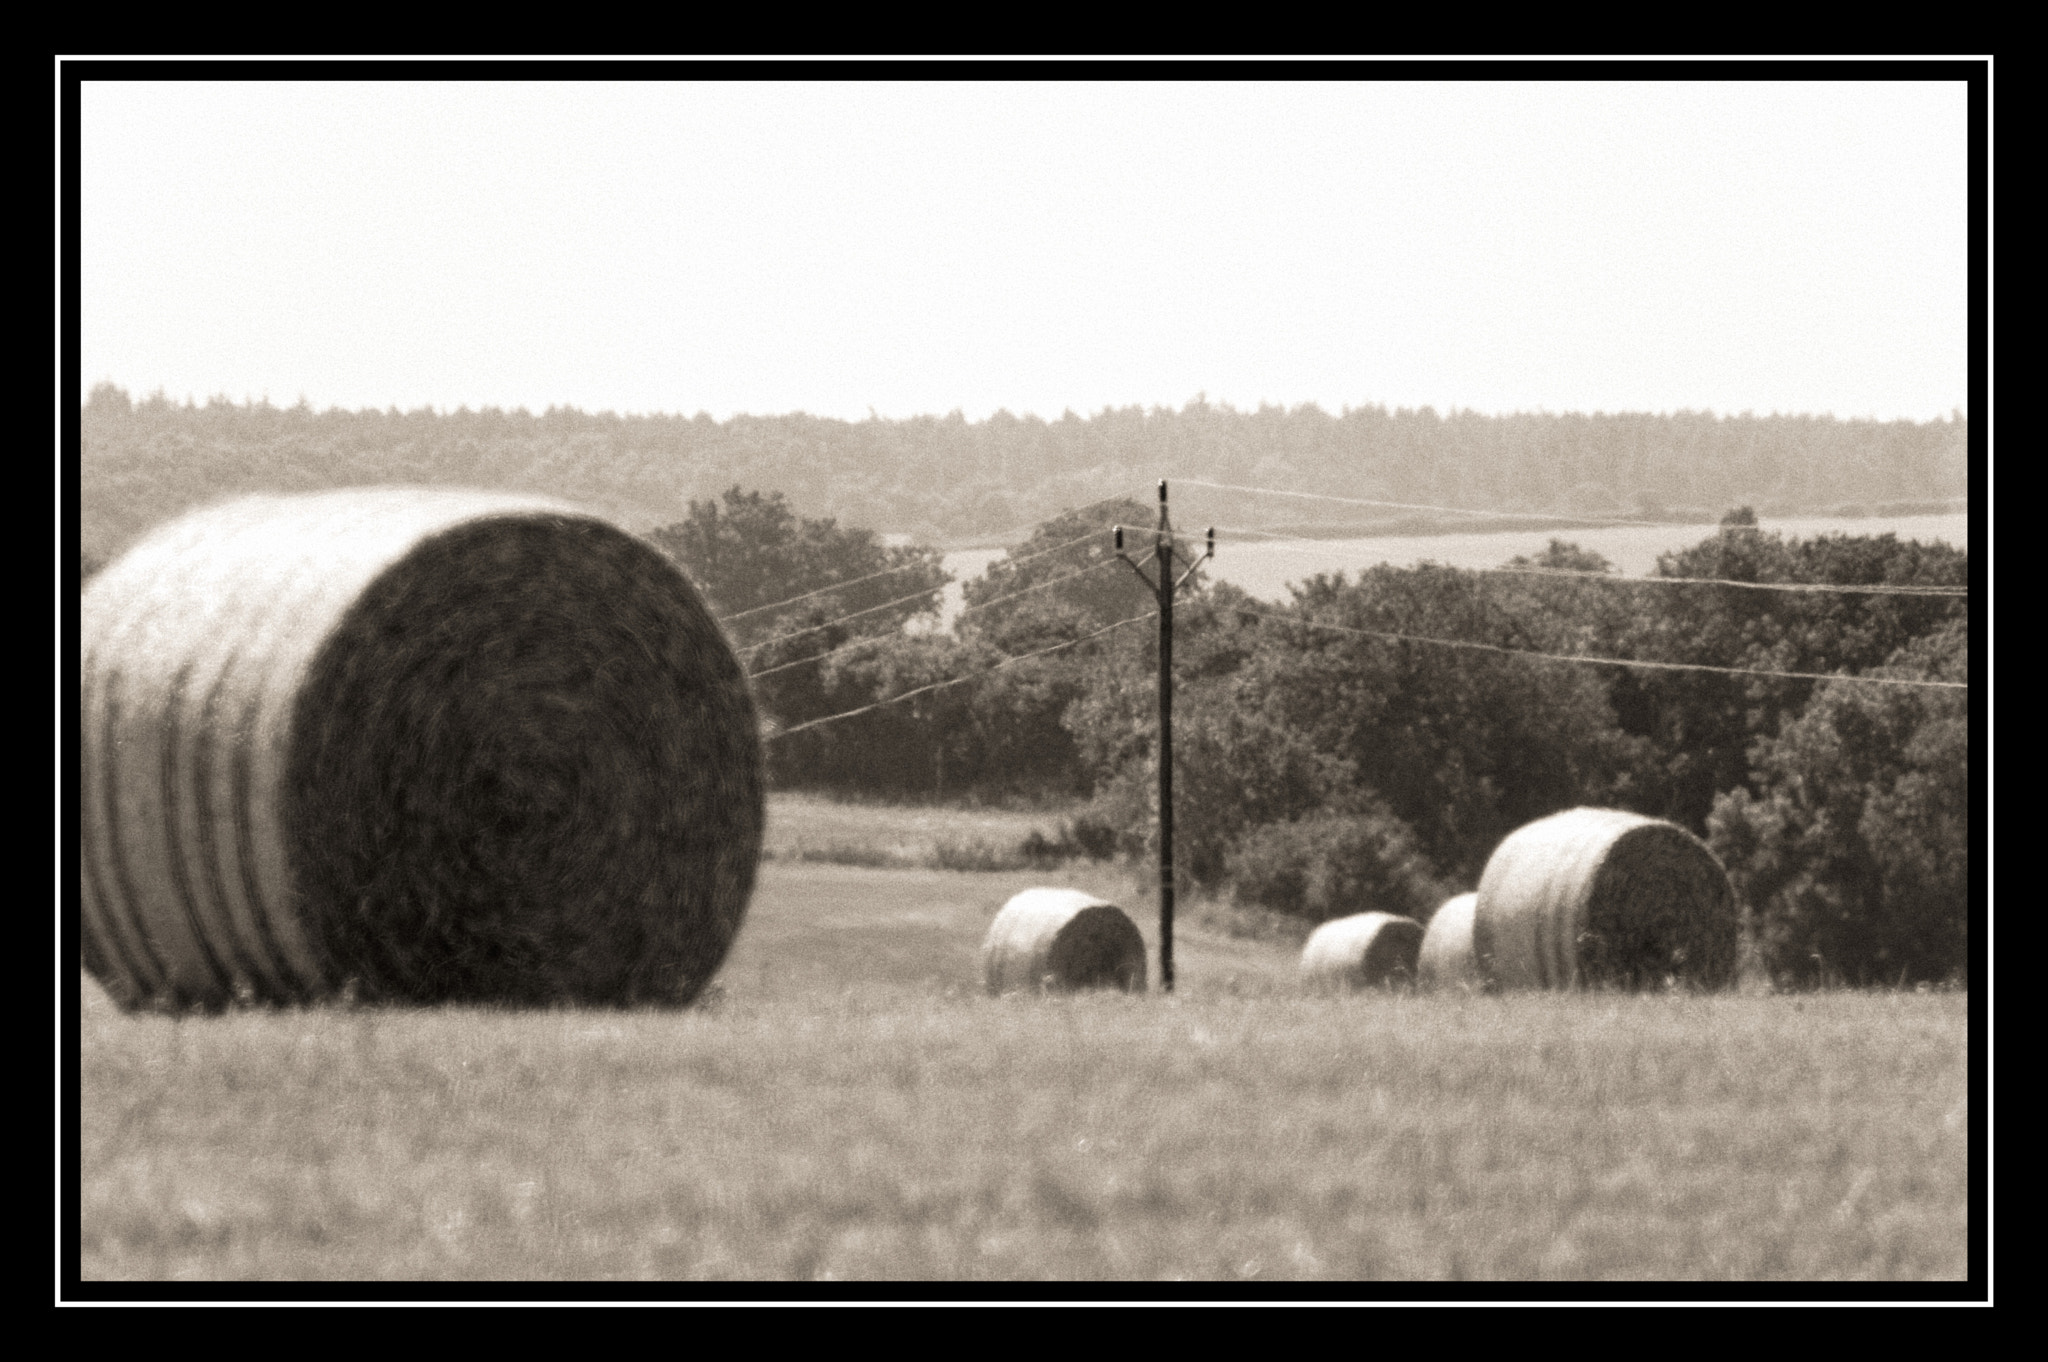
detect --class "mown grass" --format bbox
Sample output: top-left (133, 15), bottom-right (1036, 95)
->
top-left (759, 792), bottom-right (1083, 873)
top-left (78, 860), bottom-right (1969, 1284)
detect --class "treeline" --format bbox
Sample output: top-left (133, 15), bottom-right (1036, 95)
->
top-left (660, 491), bottom-right (1971, 988)
top-left (78, 383), bottom-right (1967, 567)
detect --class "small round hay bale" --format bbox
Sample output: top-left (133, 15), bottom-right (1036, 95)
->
top-left (79, 488), bottom-right (763, 1010)
top-left (1298, 911), bottom-right (1424, 992)
top-left (1417, 892), bottom-right (1480, 989)
top-left (982, 888), bottom-right (1146, 995)
top-left (1473, 808), bottom-right (1736, 991)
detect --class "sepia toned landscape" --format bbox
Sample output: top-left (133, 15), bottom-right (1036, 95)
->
top-left (71, 74), bottom-right (1978, 1294)
top-left (78, 403), bottom-right (1972, 1281)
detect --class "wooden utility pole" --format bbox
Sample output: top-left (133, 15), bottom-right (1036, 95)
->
top-left (1116, 481), bottom-right (1212, 992)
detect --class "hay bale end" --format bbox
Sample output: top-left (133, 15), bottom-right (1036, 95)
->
top-left (1472, 807), bottom-right (1737, 991)
top-left (1417, 892), bottom-right (1481, 990)
top-left (80, 487), bottom-right (764, 1010)
top-left (1298, 911), bottom-right (1424, 991)
top-left (982, 888), bottom-right (1146, 995)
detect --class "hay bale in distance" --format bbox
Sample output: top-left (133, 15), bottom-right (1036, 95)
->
top-left (1417, 892), bottom-right (1480, 989)
top-left (1298, 911), bottom-right (1424, 991)
top-left (79, 488), bottom-right (764, 1010)
top-left (1473, 807), bottom-right (1737, 991)
top-left (983, 888), bottom-right (1146, 995)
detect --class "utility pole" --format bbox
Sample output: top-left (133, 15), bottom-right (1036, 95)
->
top-left (1115, 481), bottom-right (1212, 993)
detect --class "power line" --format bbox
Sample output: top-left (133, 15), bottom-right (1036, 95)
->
top-left (1175, 477), bottom-right (1971, 537)
top-left (1201, 522), bottom-right (1970, 599)
top-left (735, 579), bottom-right (958, 655)
top-left (716, 489), bottom-right (1147, 623)
top-left (1173, 477), bottom-right (1678, 528)
top-left (717, 554), bottom-right (943, 624)
top-left (944, 488), bottom-right (1153, 554)
top-left (1484, 563), bottom-right (1969, 598)
top-left (1228, 607), bottom-right (1968, 692)
top-left (734, 523), bottom-right (1137, 655)
top-left (746, 559), bottom-right (1121, 681)
top-left (763, 611), bottom-right (1158, 740)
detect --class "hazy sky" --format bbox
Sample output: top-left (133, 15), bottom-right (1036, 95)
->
top-left (77, 79), bottom-right (1970, 423)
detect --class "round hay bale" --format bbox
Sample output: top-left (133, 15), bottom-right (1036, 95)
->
top-left (79, 488), bottom-right (763, 1010)
top-left (1417, 892), bottom-right (1481, 990)
top-left (1298, 911), bottom-right (1424, 992)
top-left (1472, 808), bottom-right (1737, 991)
top-left (982, 888), bottom-right (1146, 995)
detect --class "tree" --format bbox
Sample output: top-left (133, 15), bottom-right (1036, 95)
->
top-left (958, 496), bottom-right (1184, 654)
top-left (766, 632), bottom-right (984, 796)
top-left (1504, 538), bottom-right (1617, 574)
top-left (647, 487), bottom-right (950, 649)
top-left (1245, 564), bottom-right (1649, 882)
top-left (1228, 802), bottom-right (1453, 926)
top-left (877, 495), bottom-right (1190, 801)
top-left (1607, 519), bottom-right (1969, 831)
top-left (1488, 539), bottom-right (1636, 661)
top-left (1075, 671), bottom-right (1361, 886)
top-left (647, 488), bottom-right (952, 743)
top-left (1059, 563), bottom-right (1646, 887)
top-left (1705, 619), bottom-right (1968, 986)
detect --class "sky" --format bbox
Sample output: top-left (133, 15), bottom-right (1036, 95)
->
top-left (77, 78), bottom-right (1971, 424)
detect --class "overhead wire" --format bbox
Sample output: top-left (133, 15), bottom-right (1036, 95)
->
top-left (763, 610), bottom-right (1158, 740)
top-left (735, 520), bottom-right (1147, 655)
top-left (716, 488), bottom-right (1149, 624)
top-left (742, 480), bottom-right (1966, 739)
top-left (1171, 477), bottom-right (1679, 528)
top-left (1194, 522), bottom-right (1970, 599)
top-left (746, 558), bottom-right (1123, 680)
top-left (1173, 476), bottom-right (1970, 538)
top-left (1224, 607), bottom-right (1968, 692)
top-left (735, 578), bottom-right (967, 656)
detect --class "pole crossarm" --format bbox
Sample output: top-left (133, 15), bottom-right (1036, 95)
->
top-left (1113, 523), bottom-right (1163, 591)
top-left (1174, 526), bottom-right (1214, 590)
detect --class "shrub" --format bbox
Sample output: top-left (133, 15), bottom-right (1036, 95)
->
top-left (1074, 677), bottom-right (1362, 886)
top-left (1227, 804), bottom-right (1452, 925)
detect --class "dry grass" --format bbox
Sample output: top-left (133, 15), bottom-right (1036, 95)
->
top-left (77, 860), bottom-right (1970, 1285)
top-left (760, 794), bottom-right (1079, 872)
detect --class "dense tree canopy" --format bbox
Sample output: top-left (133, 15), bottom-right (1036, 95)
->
top-left (958, 496), bottom-right (1171, 654)
top-left (1604, 517), bottom-right (1968, 829)
top-left (80, 384), bottom-right (1968, 567)
top-left (1707, 621), bottom-right (1969, 986)
top-left (745, 500), bottom-right (1973, 984)
top-left (648, 486), bottom-right (949, 649)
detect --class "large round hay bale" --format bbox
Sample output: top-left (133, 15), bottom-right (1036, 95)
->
top-left (79, 488), bottom-right (764, 1010)
top-left (1472, 808), bottom-right (1737, 990)
top-left (1298, 911), bottom-right (1423, 991)
top-left (982, 888), bottom-right (1146, 995)
top-left (1417, 892), bottom-right (1480, 989)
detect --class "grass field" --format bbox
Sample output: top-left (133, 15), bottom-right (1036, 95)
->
top-left (76, 803), bottom-right (1972, 1285)
top-left (759, 792), bottom-right (1075, 873)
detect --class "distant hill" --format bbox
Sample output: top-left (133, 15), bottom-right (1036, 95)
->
top-left (77, 384), bottom-right (1968, 564)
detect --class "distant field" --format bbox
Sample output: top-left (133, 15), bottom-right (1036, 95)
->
top-left (79, 850), bottom-right (1969, 1284)
top-left (937, 513), bottom-right (1969, 620)
top-left (761, 793), bottom-right (1074, 873)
